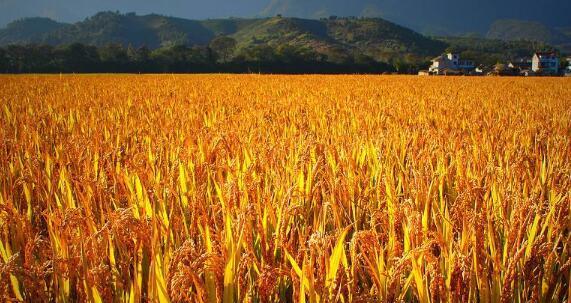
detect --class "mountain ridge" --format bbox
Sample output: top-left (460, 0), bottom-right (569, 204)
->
top-left (2, 0), bottom-right (570, 37)
top-left (0, 11), bottom-right (566, 72)
top-left (0, 12), bottom-right (447, 62)
top-left (486, 19), bottom-right (571, 53)
top-left (260, 0), bottom-right (571, 35)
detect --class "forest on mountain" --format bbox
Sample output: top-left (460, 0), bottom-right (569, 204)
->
top-left (0, 12), bottom-right (565, 73)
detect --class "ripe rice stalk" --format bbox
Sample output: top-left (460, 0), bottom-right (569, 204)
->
top-left (0, 75), bottom-right (569, 302)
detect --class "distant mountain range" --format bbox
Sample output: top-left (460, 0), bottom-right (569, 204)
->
top-left (0, 11), bottom-right (568, 68)
top-left (261, 0), bottom-right (571, 35)
top-left (486, 19), bottom-right (571, 53)
top-left (0, 12), bottom-right (447, 62)
top-left (261, 1), bottom-right (571, 53)
top-left (1, 0), bottom-right (570, 38)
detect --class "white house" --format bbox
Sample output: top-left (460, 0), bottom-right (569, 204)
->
top-left (474, 65), bottom-right (490, 75)
top-left (429, 53), bottom-right (475, 75)
top-left (531, 52), bottom-right (559, 74)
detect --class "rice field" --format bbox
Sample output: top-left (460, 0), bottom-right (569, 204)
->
top-left (0, 75), bottom-right (570, 302)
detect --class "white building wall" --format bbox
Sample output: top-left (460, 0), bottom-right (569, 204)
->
top-left (532, 56), bottom-right (540, 71)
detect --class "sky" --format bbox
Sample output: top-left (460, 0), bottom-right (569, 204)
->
top-left (1, 0), bottom-right (570, 34)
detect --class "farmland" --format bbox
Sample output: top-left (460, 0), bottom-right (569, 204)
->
top-left (0, 75), bottom-right (570, 302)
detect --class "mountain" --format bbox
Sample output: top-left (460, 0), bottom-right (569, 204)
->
top-left (0, 12), bottom-right (447, 61)
top-left (0, 12), bottom-right (262, 48)
top-left (261, 0), bottom-right (571, 35)
top-left (3, 0), bottom-right (571, 36)
top-left (0, 0), bottom-right (269, 27)
top-left (42, 12), bottom-right (256, 48)
top-left (486, 19), bottom-right (571, 53)
top-left (0, 17), bottom-right (68, 45)
top-left (231, 17), bottom-right (445, 61)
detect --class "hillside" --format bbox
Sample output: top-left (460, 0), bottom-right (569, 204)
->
top-left (0, 12), bottom-right (447, 62)
top-left (0, 17), bottom-right (68, 45)
top-left (261, 0), bottom-right (571, 35)
top-left (42, 12), bottom-right (261, 48)
top-left (486, 19), bottom-right (571, 53)
top-left (231, 17), bottom-right (445, 62)
top-left (438, 36), bottom-right (553, 65)
top-left (3, 11), bottom-right (564, 68)
top-left (2, 0), bottom-right (571, 38)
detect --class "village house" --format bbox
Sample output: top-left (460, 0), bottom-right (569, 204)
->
top-left (505, 58), bottom-right (532, 76)
top-left (508, 58), bottom-right (532, 70)
top-left (474, 65), bottom-right (491, 75)
top-left (429, 53), bottom-right (475, 75)
top-left (488, 63), bottom-right (519, 76)
top-left (531, 52), bottom-right (559, 75)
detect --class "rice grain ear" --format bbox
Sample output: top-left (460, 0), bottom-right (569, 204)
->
top-left (1, 75), bottom-right (570, 302)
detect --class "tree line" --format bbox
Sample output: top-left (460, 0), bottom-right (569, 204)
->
top-left (0, 36), bottom-right (396, 74)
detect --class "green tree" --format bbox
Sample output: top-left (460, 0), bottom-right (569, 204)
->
top-left (0, 48), bottom-right (7, 72)
top-left (99, 44), bottom-right (128, 66)
top-left (209, 36), bottom-right (237, 63)
top-left (239, 44), bottom-right (276, 62)
top-left (127, 45), bottom-right (151, 72)
top-left (54, 43), bottom-right (99, 72)
top-left (352, 52), bottom-right (376, 65)
top-left (4, 45), bottom-right (55, 73)
top-left (560, 57), bottom-right (569, 70)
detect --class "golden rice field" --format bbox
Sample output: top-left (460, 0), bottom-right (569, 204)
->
top-left (0, 75), bottom-right (570, 303)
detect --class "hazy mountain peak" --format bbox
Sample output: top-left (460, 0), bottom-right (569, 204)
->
top-left (261, 0), bottom-right (571, 35)
top-left (487, 19), bottom-right (568, 44)
top-left (0, 17), bottom-right (68, 44)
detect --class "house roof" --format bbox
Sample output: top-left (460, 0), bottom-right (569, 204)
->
top-left (508, 61), bottom-right (531, 67)
top-left (509, 58), bottom-right (532, 63)
top-left (534, 52), bottom-right (557, 58)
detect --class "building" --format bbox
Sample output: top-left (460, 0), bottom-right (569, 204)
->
top-left (474, 65), bottom-right (491, 75)
top-left (508, 58), bottom-right (532, 71)
top-left (429, 53), bottom-right (475, 75)
top-left (488, 63), bottom-right (519, 76)
top-left (531, 52), bottom-right (559, 74)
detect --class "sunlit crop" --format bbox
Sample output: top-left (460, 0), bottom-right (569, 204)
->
top-left (0, 75), bottom-right (570, 302)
